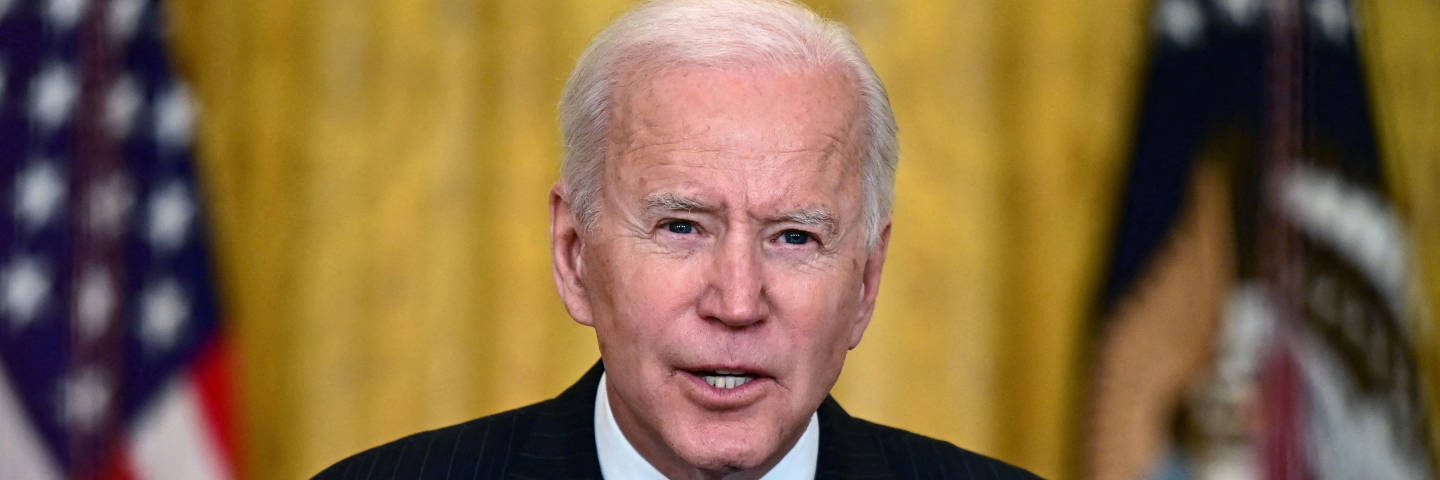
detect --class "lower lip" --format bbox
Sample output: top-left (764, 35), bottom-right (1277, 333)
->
top-left (680, 371), bottom-right (771, 408)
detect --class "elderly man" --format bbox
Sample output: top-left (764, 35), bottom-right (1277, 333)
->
top-left (316, 1), bottom-right (1039, 479)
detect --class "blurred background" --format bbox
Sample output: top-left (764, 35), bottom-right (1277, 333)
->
top-left (1, 0), bottom-right (1437, 479)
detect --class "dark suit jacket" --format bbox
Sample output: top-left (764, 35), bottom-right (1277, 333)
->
top-left (313, 361), bottom-right (1043, 479)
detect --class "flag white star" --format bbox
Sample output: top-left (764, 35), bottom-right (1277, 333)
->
top-left (76, 267), bottom-right (116, 343)
top-left (45, 0), bottom-right (88, 33)
top-left (1155, 0), bottom-right (1207, 48)
top-left (1214, 0), bottom-right (1262, 27)
top-left (60, 367), bottom-right (110, 433)
top-left (30, 62), bottom-right (80, 133)
top-left (0, 0), bottom-right (16, 21)
top-left (147, 181), bottom-right (195, 252)
top-left (140, 279), bottom-right (189, 353)
top-left (106, 74), bottom-right (143, 139)
top-left (1309, 0), bottom-right (1351, 45)
top-left (1, 256), bottom-right (51, 331)
top-left (14, 160), bottom-right (66, 230)
top-left (155, 85), bottom-right (195, 150)
top-left (87, 172), bottom-right (134, 237)
top-left (108, 0), bottom-right (146, 42)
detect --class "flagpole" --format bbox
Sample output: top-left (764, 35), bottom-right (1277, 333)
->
top-left (1258, 0), bottom-right (1309, 477)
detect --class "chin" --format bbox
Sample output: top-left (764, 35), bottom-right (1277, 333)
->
top-left (670, 423), bottom-right (779, 473)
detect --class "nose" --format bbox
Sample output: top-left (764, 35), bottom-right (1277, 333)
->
top-left (698, 232), bottom-right (770, 328)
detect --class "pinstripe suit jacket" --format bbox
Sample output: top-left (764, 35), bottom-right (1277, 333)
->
top-left (313, 361), bottom-right (1043, 480)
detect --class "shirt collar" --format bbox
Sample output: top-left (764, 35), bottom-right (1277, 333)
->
top-left (595, 373), bottom-right (819, 480)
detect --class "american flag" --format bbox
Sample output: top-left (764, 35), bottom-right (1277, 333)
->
top-left (0, 0), bottom-right (239, 479)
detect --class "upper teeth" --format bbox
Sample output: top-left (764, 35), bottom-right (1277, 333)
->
top-left (704, 375), bottom-right (753, 389)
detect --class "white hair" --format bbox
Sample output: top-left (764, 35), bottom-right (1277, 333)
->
top-left (558, 0), bottom-right (898, 247)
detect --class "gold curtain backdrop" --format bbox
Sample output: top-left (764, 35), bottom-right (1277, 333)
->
top-left (158, 0), bottom-right (1440, 479)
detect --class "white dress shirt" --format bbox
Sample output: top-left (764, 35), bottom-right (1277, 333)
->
top-left (595, 373), bottom-right (819, 480)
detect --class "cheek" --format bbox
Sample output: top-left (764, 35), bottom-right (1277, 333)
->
top-left (766, 271), bottom-right (859, 354)
top-left (593, 248), bottom-right (705, 341)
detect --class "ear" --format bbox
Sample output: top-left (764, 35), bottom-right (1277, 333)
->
top-left (551, 182), bottom-right (595, 327)
top-left (848, 221), bottom-right (890, 350)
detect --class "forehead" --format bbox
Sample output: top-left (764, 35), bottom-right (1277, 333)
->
top-left (613, 63), bottom-right (861, 154)
top-left (605, 64), bottom-right (865, 205)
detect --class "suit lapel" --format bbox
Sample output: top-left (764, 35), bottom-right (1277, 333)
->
top-left (505, 361), bottom-right (606, 479)
top-left (816, 396), bottom-right (897, 480)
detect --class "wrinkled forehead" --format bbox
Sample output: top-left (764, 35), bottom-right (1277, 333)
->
top-left (599, 63), bottom-right (867, 219)
top-left (607, 62), bottom-right (865, 172)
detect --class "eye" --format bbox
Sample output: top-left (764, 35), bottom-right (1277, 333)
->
top-left (665, 220), bottom-right (697, 235)
top-left (780, 230), bottom-right (812, 245)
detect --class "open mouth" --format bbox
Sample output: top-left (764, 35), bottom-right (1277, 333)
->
top-left (687, 369), bottom-right (761, 389)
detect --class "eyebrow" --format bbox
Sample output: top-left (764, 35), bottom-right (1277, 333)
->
top-left (641, 192), bottom-right (715, 214)
top-left (776, 208), bottom-right (838, 236)
top-left (640, 192), bottom-right (837, 235)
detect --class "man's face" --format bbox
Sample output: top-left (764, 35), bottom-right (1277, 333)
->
top-left (550, 63), bottom-right (889, 477)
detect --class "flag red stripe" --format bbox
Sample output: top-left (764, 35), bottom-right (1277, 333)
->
top-left (90, 441), bottom-right (138, 480)
top-left (192, 334), bottom-right (242, 479)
